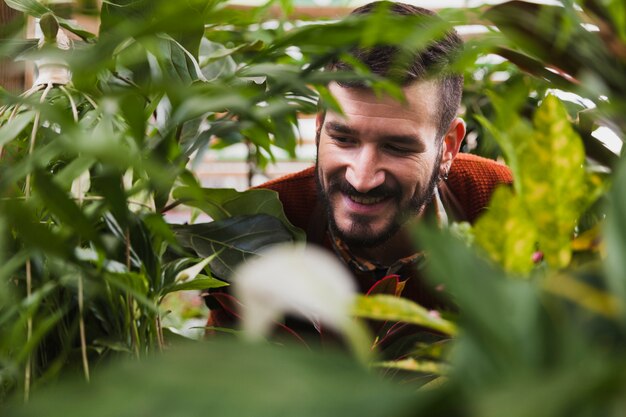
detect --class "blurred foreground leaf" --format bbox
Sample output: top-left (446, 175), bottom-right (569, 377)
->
top-left (6, 340), bottom-right (417, 417)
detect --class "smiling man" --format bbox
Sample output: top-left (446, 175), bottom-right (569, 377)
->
top-left (206, 2), bottom-right (512, 346)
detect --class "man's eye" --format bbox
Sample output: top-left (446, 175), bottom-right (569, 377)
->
top-left (384, 144), bottom-right (411, 155)
top-left (331, 136), bottom-right (353, 145)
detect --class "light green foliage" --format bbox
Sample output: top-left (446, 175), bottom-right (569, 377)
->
top-left (474, 187), bottom-right (537, 273)
top-left (474, 95), bottom-right (595, 272)
top-left (522, 95), bottom-right (589, 267)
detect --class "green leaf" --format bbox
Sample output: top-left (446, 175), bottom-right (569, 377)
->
top-left (8, 341), bottom-right (416, 417)
top-left (604, 154), bottom-right (626, 321)
top-left (57, 17), bottom-right (96, 41)
top-left (163, 275), bottom-right (228, 294)
top-left (174, 256), bottom-right (213, 282)
top-left (54, 156), bottom-right (96, 189)
top-left (172, 187), bottom-right (305, 240)
top-left (352, 294), bottom-right (457, 336)
top-left (199, 38), bottom-right (237, 81)
top-left (173, 214), bottom-right (295, 280)
top-left (144, 35), bottom-right (203, 85)
top-left (0, 110), bottom-right (35, 148)
top-left (373, 358), bottom-right (448, 375)
top-left (32, 170), bottom-right (100, 243)
top-left (4, 0), bottom-right (50, 16)
top-left (1, 199), bottom-right (72, 258)
top-left (99, 0), bottom-right (154, 35)
top-left (520, 95), bottom-right (590, 268)
top-left (475, 95), bottom-right (595, 271)
top-left (104, 272), bottom-right (157, 312)
top-left (414, 225), bottom-right (544, 376)
top-left (473, 186), bottom-right (537, 274)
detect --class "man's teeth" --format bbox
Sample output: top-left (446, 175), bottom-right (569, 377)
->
top-left (349, 195), bottom-right (384, 204)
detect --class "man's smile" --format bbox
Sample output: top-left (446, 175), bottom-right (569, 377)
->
top-left (347, 194), bottom-right (386, 205)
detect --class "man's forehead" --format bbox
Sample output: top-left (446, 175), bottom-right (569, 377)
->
top-left (327, 80), bottom-right (440, 107)
top-left (324, 80), bottom-right (441, 130)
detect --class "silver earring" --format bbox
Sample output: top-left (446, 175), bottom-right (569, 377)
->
top-left (440, 166), bottom-right (449, 181)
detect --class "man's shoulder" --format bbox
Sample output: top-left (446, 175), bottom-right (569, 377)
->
top-left (450, 153), bottom-right (513, 183)
top-left (254, 166), bottom-right (318, 231)
top-left (447, 153), bottom-right (513, 222)
top-left (255, 166), bottom-right (316, 191)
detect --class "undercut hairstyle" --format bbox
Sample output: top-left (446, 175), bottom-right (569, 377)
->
top-left (324, 1), bottom-right (464, 139)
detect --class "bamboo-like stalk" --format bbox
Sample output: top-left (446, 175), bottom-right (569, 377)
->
top-left (78, 275), bottom-right (90, 382)
top-left (23, 82), bottom-right (53, 403)
top-left (23, 259), bottom-right (32, 403)
top-left (125, 228), bottom-right (140, 358)
top-left (66, 87), bottom-right (91, 382)
top-left (155, 315), bottom-right (164, 352)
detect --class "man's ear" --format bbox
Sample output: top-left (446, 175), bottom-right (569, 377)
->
top-left (315, 111), bottom-right (325, 146)
top-left (441, 117), bottom-right (465, 167)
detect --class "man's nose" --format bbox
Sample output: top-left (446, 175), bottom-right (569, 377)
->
top-left (345, 147), bottom-right (385, 193)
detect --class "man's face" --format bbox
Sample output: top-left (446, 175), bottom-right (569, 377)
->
top-left (316, 81), bottom-right (459, 248)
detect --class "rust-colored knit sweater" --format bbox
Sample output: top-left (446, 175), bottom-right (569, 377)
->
top-left (258, 153), bottom-right (513, 229)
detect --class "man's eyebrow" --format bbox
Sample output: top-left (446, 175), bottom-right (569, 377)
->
top-left (325, 121), bottom-right (356, 135)
top-left (382, 134), bottom-right (423, 145)
top-left (325, 121), bottom-right (424, 146)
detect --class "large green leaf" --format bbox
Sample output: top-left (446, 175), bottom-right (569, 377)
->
top-left (0, 111), bottom-right (35, 148)
top-left (7, 340), bottom-right (417, 417)
top-left (414, 225), bottom-right (544, 377)
top-left (172, 187), bottom-right (305, 240)
top-left (520, 95), bottom-right (591, 268)
top-left (4, 0), bottom-right (49, 16)
top-left (99, 0), bottom-right (156, 36)
top-left (604, 153), bottom-right (626, 322)
top-left (199, 38), bottom-right (237, 81)
top-left (473, 186), bottom-right (537, 274)
top-left (143, 35), bottom-right (203, 85)
top-left (475, 95), bottom-right (595, 270)
top-left (173, 214), bottom-right (295, 280)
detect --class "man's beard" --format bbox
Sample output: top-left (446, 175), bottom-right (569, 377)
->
top-left (315, 153), bottom-right (442, 249)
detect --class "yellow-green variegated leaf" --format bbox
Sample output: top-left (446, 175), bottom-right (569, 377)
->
top-left (352, 294), bottom-right (457, 336)
top-left (520, 95), bottom-right (588, 268)
top-left (473, 186), bottom-right (537, 274)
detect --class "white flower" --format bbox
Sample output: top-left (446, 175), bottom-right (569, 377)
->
top-left (233, 243), bottom-right (357, 340)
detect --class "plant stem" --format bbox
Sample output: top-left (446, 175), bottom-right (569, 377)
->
top-left (125, 228), bottom-right (140, 358)
top-left (155, 315), bottom-right (164, 352)
top-left (23, 84), bottom-right (52, 403)
top-left (78, 275), bottom-right (90, 382)
top-left (24, 259), bottom-right (32, 403)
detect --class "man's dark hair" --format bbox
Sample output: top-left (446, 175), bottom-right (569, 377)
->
top-left (324, 1), bottom-right (464, 138)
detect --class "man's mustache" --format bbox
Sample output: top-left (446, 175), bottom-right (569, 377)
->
top-left (328, 178), bottom-right (400, 200)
